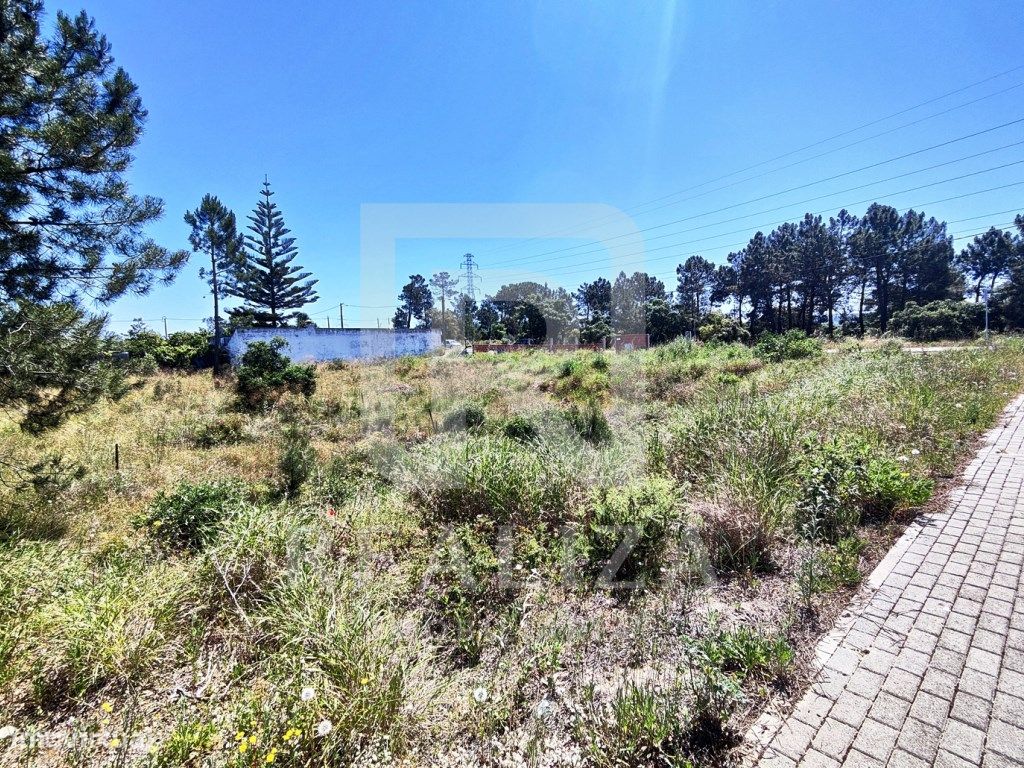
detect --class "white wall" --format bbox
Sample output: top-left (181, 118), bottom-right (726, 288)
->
top-left (225, 327), bottom-right (442, 363)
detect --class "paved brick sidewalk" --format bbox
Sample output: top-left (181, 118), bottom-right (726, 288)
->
top-left (747, 395), bottom-right (1024, 767)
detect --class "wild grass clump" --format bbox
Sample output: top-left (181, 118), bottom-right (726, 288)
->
top-left (551, 352), bottom-right (611, 401)
top-left (562, 401), bottom-right (613, 444)
top-left (579, 680), bottom-right (688, 768)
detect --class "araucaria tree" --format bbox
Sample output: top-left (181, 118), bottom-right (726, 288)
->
top-left (232, 179), bottom-right (319, 327)
top-left (184, 195), bottom-right (243, 374)
top-left (0, 0), bottom-right (186, 436)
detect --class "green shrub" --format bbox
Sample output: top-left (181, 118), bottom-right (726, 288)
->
top-left (309, 450), bottom-right (379, 505)
top-left (586, 477), bottom-right (680, 583)
top-left (890, 299), bottom-right (984, 341)
top-left (698, 313), bottom-right (751, 344)
top-left (498, 414), bottom-right (538, 442)
top-left (796, 437), bottom-right (933, 540)
top-left (135, 480), bottom-right (245, 550)
top-left (552, 353), bottom-right (611, 401)
top-left (234, 338), bottom-right (316, 410)
top-left (754, 330), bottom-right (821, 363)
top-left (443, 404), bottom-right (486, 432)
top-left (563, 402), bottom-right (612, 444)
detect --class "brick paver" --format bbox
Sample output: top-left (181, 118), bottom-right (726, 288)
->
top-left (748, 395), bottom-right (1024, 767)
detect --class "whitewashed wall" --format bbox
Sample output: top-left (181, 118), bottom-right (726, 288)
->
top-left (225, 327), bottom-right (441, 363)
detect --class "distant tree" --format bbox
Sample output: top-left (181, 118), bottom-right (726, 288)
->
top-left (957, 227), bottom-right (1016, 302)
top-left (827, 210), bottom-right (859, 336)
top-left (231, 179), bottom-right (319, 327)
top-left (393, 274), bottom-right (433, 328)
top-left (611, 271), bottom-right (666, 334)
top-left (675, 255), bottom-right (717, 332)
top-left (0, 1), bottom-right (186, 437)
top-left (430, 271), bottom-right (459, 338)
top-left (998, 215), bottom-right (1024, 328)
top-left (184, 195), bottom-right (243, 374)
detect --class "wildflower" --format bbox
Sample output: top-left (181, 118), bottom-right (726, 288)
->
top-left (152, 520), bottom-right (163, 528)
top-left (100, 701), bottom-right (113, 713)
top-left (897, 456), bottom-right (908, 462)
top-left (249, 734), bottom-right (257, 745)
top-left (108, 738), bottom-right (121, 749)
top-left (316, 719), bottom-right (333, 737)
top-left (283, 727), bottom-right (301, 741)
top-left (101, 717), bottom-right (110, 726)
top-left (236, 731), bottom-right (245, 742)
top-left (148, 745), bottom-right (158, 756)
top-left (473, 687), bottom-right (488, 703)
top-left (266, 747), bottom-right (278, 763)
top-left (301, 686), bottom-right (315, 701)
top-left (360, 677), bottom-right (369, 686)
top-left (239, 741), bottom-right (249, 754)
top-left (911, 449), bottom-right (921, 456)
top-left (326, 506), bottom-right (337, 518)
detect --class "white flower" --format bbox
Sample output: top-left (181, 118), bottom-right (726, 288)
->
top-left (897, 456), bottom-right (908, 462)
top-left (0, 726), bottom-right (16, 741)
top-left (316, 719), bottom-right (333, 736)
top-left (910, 449), bottom-right (920, 456)
top-left (473, 687), bottom-right (488, 703)
top-left (301, 687), bottom-right (315, 702)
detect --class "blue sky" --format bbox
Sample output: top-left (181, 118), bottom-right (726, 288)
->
top-left (51, 0), bottom-right (1024, 332)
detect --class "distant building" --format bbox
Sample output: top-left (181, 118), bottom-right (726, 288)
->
top-left (226, 327), bottom-right (441, 364)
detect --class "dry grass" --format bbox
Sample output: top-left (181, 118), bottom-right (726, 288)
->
top-left (2, 339), bottom-right (1023, 767)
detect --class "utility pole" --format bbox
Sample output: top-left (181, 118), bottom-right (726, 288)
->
top-left (326, 316), bottom-right (330, 329)
top-left (340, 303), bottom-right (345, 329)
top-left (162, 316), bottom-right (168, 339)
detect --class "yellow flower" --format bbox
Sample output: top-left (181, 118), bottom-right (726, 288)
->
top-left (238, 741), bottom-right (249, 754)
top-left (360, 677), bottom-right (369, 686)
top-left (265, 747), bottom-right (278, 763)
top-left (148, 745), bottom-right (158, 756)
top-left (235, 731), bottom-right (245, 742)
top-left (283, 728), bottom-right (300, 741)
top-left (248, 734), bottom-right (257, 745)
top-left (100, 701), bottom-right (113, 713)
top-left (108, 738), bottom-right (121, 749)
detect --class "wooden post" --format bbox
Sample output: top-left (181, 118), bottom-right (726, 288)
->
top-left (114, 443), bottom-right (120, 471)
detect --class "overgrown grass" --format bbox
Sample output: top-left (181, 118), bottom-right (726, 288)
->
top-left (1, 339), bottom-right (1022, 766)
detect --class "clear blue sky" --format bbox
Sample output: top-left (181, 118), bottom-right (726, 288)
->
top-left (51, 0), bottom-right (1024, 332)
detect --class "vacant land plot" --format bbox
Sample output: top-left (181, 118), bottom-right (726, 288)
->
top-left (2, 338), bottom-right (1022, 767)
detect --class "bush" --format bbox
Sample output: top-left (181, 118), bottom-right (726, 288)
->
top-left (442, 404), bottom-right (486, 432)
top-left (135, 480), bottom-right (245, 550)
top-left (698, 313), bottom-right (751, 344)
top-left (552, 353), bottom-right (611, 401)
top-left (585, 477), bottom-right (681, 583)
top-left (497, 414), bottom-right (539, 442)
top-left (890, 299), bottom-right (984, 341)
top-left (796, 437), bottom-right (933, 540)
top-left (234, 338), bottom-right (316, 410)
top-left (754, 330), bottom-right (821, 363)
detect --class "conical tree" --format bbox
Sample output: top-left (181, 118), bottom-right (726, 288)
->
top-left (232, 179), bottom-right (319, 327)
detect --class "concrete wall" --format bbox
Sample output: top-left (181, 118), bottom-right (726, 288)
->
top-left (225, 327), bottom-right (442, 364)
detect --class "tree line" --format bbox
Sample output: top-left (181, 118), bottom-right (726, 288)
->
top-left (394, 208), bottom-right (1024, 345)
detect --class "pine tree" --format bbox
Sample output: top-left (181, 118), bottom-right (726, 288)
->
top-left (184, 195), bottom-right (243, 373)
top-left (232, 179), bottom-right (319, 327)
top-left (0, 0), bottom-right (186, 436)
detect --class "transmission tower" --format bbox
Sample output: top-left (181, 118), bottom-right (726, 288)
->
top-left (460, 253), bottom-right (481, 347)
top-left (460, 252), bottom-right (480, 303)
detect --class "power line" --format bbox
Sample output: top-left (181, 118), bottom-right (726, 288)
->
top-left (471, 67), bottom-right (1024, 260)
top-left (486, 181), bottom-right (1024, 284)
top-left (488, 133), bottom-right (1024, 269)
